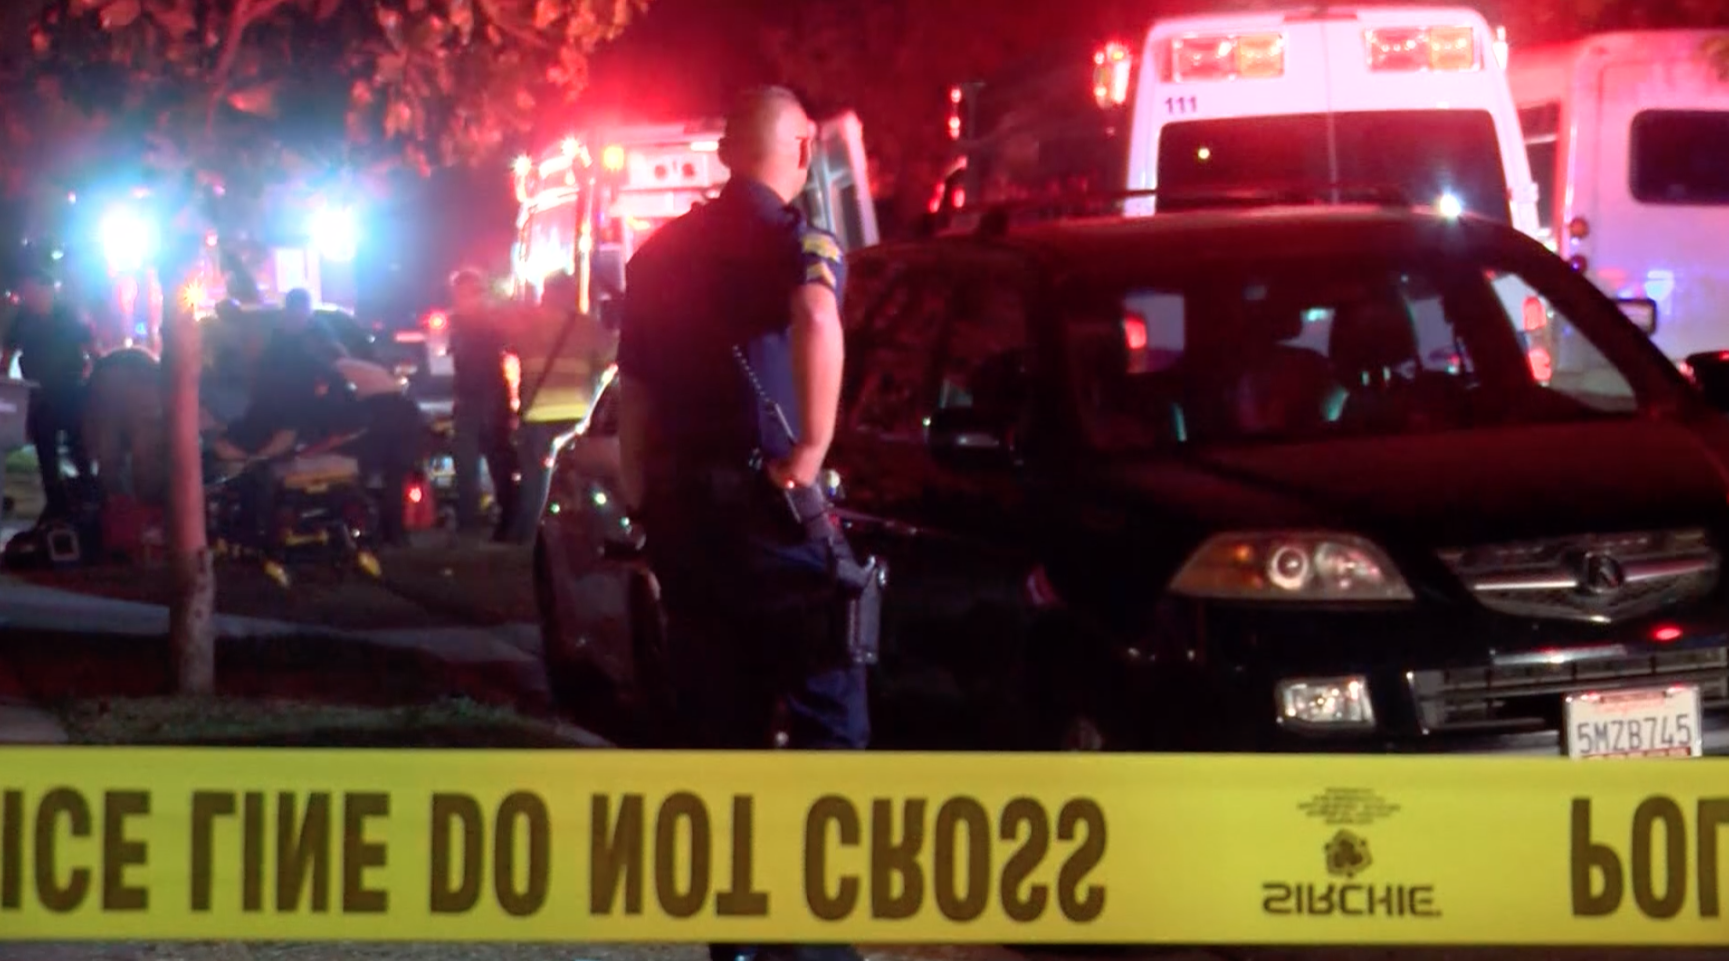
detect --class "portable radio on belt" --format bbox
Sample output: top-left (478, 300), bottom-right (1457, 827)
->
top-left (733, 345), bottom-right (885, 667)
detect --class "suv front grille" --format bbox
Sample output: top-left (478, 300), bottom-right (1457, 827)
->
top-left (1438, 528), bottom-right (1719, 624)
top-left (1408, 646), bottom-right (1729, 734)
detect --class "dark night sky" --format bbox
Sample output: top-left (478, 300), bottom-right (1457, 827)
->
top-left (579, 0), bottom-right (781, 121)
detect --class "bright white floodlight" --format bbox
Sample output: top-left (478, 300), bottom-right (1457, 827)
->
top-left (311, 204), bottom-right (358, 262)
top-left (1436, 193), bottom-right (1464, 219)
top-left (100, 209), bottom-right (155, 272)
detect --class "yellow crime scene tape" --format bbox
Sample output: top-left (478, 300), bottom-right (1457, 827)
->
top-left (0, 748), bottom-right (1726, 946)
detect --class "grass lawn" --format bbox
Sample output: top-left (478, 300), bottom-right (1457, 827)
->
top-left (0, 628), bottom-right (553, 718)
top-left (54, 695), bottom-right (598, 748)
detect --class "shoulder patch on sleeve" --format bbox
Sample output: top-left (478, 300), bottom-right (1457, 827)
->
top-left (800, 231), bottom-right (842, 262)
top-left (804, 260), bottom-right (838, 289)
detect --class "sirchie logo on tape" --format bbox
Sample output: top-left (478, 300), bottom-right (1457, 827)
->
top-left (1261, 788), bottom-right (1441, 920)
top-left (1324, 830), bottom-right (1371, 879)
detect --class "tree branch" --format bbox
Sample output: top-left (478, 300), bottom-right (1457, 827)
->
top-left (475, 0), bottom-right (551, 50)
top-left (206, 0), bottom-right (293, 135)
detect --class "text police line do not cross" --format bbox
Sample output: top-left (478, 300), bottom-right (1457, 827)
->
top-left (0, 787), bottom-right (1106, 925)
top-left (1571, 796), bottom-right (1729, 920)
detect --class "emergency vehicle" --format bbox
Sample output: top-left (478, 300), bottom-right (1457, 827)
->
top-left (1509, 30), bottom-right (1729, 360)
top-left (411, 113), bottom-right (879, 542)
top-left (409, 115), bottom-right (878, 409)
top-left (934, 6), bottom-right (1539, 234)
top-left (509, 113), bottom-right (878, 308)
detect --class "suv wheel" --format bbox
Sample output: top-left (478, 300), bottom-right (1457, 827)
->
top-left (628, 571), bottom-right (671, 708)
top-left (1060, 714), bottom-right (1107, 752)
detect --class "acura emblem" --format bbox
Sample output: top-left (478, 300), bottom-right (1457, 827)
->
top-left (1580, 552), bottom-right (1627, 595)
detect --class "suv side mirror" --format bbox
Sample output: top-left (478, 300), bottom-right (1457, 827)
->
top-left (926, 406), bottom-right (1014, 470)
top-left (1617, 297), bottom-right (1658, 334)
top-left (1685, 351), bottom-right (1729, 411)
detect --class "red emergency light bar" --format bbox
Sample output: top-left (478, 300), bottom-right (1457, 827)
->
top-left (1171, 32), bottom-right (1286, 82)
top-left (1092, 42), bottom-right (1133, 108)
top-left (1364, 26), bottom-right (1478, 72)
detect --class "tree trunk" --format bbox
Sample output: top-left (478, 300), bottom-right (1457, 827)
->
top-left (163, 279), bottom-right (215, 693)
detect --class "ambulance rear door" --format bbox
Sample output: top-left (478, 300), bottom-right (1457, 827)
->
top-left (801, 111), bottom-right (880, 251)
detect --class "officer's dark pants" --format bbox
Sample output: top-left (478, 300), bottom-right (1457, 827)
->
top-left (451, 398), bottom-right (519, 534)
top-left (646, 473), bottom-right (869, 961)
top-left (27, 385), bottom-right (91, 520)
top-left (353, 394), bottom-right (427, 547)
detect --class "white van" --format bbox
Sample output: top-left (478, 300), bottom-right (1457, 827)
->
top-left (1508, 30), bottom-right (1729, 359)
top-left (1121, 6), bottom-right (1539, 231)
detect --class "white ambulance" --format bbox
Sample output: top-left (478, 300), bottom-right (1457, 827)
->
top-left (937, 6), bottom-right (1539, 234)
top-left (1121, 6), bottom-right (1537, 230)
top-left (1508, 30), bottom-right (1729, 360)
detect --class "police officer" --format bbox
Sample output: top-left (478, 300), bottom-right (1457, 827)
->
top-left (446, 268), bottom-right (519, 540)
top-left (2, 268), bottom-right (96, 519)
top-left (616, 87), bottom-right (864, 961)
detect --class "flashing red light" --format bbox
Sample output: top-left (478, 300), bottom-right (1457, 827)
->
top-left (1092, 41), bottom-right (1134, 107)
top-left (1527, 346), bottom-right (1553, 382)
top-left (1520, 296), bottom-right (1547, 332)
top-left (407, 484), bottom-right (424, 505)
top-left (1651, 624), bottom-right (1683, 643)
top-left (503, 351), bottom-right (522, 413)
top-left (1123, 313), bottom-right (1149, 351)
top-left (424, 310), bottom-right (448, 331)
top-left (952, 187), bottom-right (966, 209)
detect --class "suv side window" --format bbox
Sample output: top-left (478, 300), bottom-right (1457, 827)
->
top-left (843, 260), bottom-right (948, 437)
top-left (935, 261), bottom-right (1031, 420)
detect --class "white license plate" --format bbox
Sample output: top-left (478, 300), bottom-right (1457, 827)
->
top-left (1564, 686), bottom-right (1702, 759)
top-left (428, 354), bottom-right (454, 377)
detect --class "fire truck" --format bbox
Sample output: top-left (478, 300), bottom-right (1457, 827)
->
top-left (417, 112), bottom-right (879, 541)
top-left (509, 113), bottom-right (878, 311)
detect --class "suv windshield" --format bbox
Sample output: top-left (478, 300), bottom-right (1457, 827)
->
top-left (1157, 110), bottom-right (1510, 221)
top-left (1064, 256), bottom-right (1665, 451)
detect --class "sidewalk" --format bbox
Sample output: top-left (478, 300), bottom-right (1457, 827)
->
top-left (0, 573), bottom-right (541, 664)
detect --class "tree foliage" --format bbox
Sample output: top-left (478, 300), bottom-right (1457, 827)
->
top-left (2, 0), bottom-right (650, 211)
top-left (763, 0), bottom-right (1146, 216)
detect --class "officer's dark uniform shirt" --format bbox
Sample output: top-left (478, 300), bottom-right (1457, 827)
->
top-left (4, 305), bottom-right (93, 392)
top-left (227, 328), bottom-right (353, 452)
top-left (617, 178), bottom-right (846, 476)
top-left (449, 307), bottom-right (510, 410)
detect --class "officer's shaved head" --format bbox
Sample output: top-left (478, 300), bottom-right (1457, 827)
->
top-left (720, 86), bottom-right (814, 203)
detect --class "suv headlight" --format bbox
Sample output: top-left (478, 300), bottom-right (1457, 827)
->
top-left (1169, 532), bottom-right (1414, 602)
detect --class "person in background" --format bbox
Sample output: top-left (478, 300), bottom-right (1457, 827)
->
top-left (2, 268), bottom-right (96, 520)
top-left (280, 287), bottom-right (346, 364)
top-left (447, 268), bottom-right (519, 541)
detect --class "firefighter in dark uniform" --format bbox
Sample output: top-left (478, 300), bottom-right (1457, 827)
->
top-left (2, 268), bottom-right (95, 520)
top-left (616, 86), bottom-right (866, 961)
top-left (447, 268), bottom-right (520, 540)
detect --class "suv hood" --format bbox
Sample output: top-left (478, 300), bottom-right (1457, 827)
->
top-left (1102, 419), bottom-right (1729, 548)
